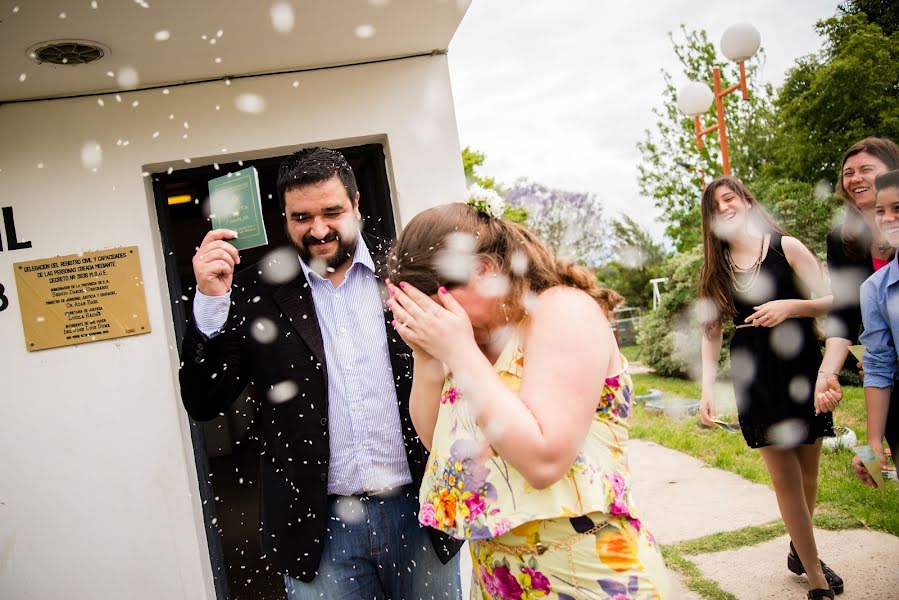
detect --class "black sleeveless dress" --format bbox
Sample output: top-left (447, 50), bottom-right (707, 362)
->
top-left (729, 233), bottom-right (834, 448)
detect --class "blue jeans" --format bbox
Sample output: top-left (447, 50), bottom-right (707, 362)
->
top-left (284, 486), bottom-right (462, 600)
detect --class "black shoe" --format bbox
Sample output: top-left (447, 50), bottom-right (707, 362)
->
top-left (789, 541), bottom-right (844, 595)
top-left (808, 589), bottom-right (835, 599)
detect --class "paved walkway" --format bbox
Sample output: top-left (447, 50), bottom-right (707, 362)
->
top-left (628, 439), bottom-right (899, 599)
top-left (455, 384), bottom-right (897, 599)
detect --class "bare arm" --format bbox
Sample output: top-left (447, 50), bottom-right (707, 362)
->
top-left (444, 288), bottom-right (612, 489)
top-left (408, 353), bottom-right (446, 451)
top-left (388, 282), bottom-right (610, 490)
top-left (699, 321), bottom-right (723, 426)
top-left (746, 236), bottom-right (832, 325)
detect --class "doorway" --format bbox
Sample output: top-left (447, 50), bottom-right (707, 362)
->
top-left (152, 143), bottom-right (395, 600)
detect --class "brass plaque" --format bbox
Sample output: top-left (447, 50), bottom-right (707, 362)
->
top-left (14, 246), bottom-right (151, 351)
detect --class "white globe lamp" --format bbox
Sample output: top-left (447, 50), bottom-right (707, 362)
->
top-left (677, 82), bottom-right (714, 117)
top-left (720, 23), bottom-right (761, 62)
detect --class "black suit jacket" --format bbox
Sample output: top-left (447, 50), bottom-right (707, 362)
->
top-left (825, 224), bottom-right (874, 343)
top-left (179, 233), bottom-right (462, 581)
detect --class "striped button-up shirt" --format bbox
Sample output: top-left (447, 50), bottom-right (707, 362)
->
top-left (193, 238), bottom-right (412, 495)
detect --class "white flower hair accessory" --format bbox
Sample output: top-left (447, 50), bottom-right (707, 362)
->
top-left (467, 183), bottom-right (506, 219)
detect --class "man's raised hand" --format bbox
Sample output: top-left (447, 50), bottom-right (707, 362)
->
top-left (193, 229), bottom-right (240, 296)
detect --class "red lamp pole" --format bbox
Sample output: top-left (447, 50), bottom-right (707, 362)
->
top-left (692, 60), bottom-right (750, 176)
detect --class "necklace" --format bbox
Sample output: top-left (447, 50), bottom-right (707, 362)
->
top-left (725, 236), bottom-right (764, 293)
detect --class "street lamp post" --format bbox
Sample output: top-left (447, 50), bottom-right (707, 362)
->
top-left (676, 23), bottom-right (761, 176)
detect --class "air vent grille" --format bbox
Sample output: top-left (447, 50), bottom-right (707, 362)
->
top-left (33, 42), bottom-right (104, 65)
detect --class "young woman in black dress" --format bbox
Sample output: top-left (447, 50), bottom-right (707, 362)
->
top-left (698, 177), bottom-right (838, 599)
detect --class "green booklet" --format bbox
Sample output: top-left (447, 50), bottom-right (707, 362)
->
top-left (208, 166), bottom-right (268, 250)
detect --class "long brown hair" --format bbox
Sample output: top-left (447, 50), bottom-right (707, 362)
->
top-left (386, 203), bottom-right (623, 320)
top-left (837, 137), bottom-right (899, 259)
top-left (698, 177), bottom-right (787, 327)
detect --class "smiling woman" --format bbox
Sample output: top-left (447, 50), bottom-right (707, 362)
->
top-left (697, 176), bottom-right (839, 599)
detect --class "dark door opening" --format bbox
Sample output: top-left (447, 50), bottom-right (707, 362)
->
top-left (152, 143), bottom-right (395, 600)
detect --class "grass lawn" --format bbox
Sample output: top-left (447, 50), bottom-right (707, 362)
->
top-left (625, 368), bottom-right (899, 537)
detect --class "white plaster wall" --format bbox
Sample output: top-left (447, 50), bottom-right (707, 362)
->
top-left (0, 54), bottom-right (465, 600)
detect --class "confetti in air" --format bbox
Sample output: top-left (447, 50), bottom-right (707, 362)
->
top-left (260, 247), bottom-right (301, 284)
top-left (268, 381), bottom-right (298, 404)
top-left (510, 251), bottom-right (529, 276)
top-left (354, 24), bottom-right (376, 39)
top-left (250, 317), bottom-right (279, 344)
top-left (269, 1), bottom-right (295, 33)
top-left (154, 30), bottom-right (171, 42)
top-left (235, 93), bottom-right (267, 114)
top-left (814, 179), bottom-right (833, 200)
top-left (116, 66), bottom-right (140, 89)
top-left (80, 141), bottom-right (103, 171)
top-left (767, 419), bottom-right (808, 448)
top-left (435, 232), bottom-right (477, 283)
top-left (788, 375), bottom-right (812, 404)
top-left (333, 497), bottom-right (367, 525)
top-left (770, 320), bottom-right (803, 360)
top-left (477, 273), bottom-right (510, 298)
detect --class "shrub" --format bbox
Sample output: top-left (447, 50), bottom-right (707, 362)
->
top-left (636, 246), bottom-right (733, 378)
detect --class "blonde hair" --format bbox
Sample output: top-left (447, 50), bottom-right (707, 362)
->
top-left (386, 203), bottom-right (622, 319)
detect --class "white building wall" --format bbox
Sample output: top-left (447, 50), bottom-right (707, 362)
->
top-left (0, 53), bottom-right (465, 600)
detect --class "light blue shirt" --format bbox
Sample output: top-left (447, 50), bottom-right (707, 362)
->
top-left (860, 253), bottom-right (899, 389)
top-left (193, 239), bottom-right (412, 495)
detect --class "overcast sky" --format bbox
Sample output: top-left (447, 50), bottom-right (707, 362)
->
top-left (447, 0), bottom-right (842, 242)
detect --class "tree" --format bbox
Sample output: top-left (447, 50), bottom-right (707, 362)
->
top-left (462, 146), bottom-right (496, 189)
top-left (840, 0), bottom-right (899, 36)
top-left (460, 146), bottom-right (528, 224)
top-left (751, 178), bottom-right (838, 257)
top-left (598, 215), bottom-right (667, 308)
top-left (505, 180), bottom-right (608, 268)
top-left (765, 15), bottom-right (899, 185)
top-left (637, 26), bottom-right (775, 252)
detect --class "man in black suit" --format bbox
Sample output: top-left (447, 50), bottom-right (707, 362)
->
top-left (179, 147), bottom-right (462, 599)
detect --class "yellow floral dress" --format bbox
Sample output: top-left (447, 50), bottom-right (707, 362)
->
top-left (418, 332), bottom-right (670, 600)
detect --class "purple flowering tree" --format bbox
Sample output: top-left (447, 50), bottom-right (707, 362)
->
top-left (505, 179), bottom-right (608, 268)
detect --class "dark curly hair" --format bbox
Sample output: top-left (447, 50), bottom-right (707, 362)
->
top-left (276, 147), bottom-right (358, 211)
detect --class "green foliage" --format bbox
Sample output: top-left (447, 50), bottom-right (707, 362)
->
top-left (598, 215), bottom-right (667, 308)
top-left (637, 26), bottom-right (775, 252)
top-left (766, 15), bottom-right (899, 184)
top-left (840, 0), bottom-right (899, 36)
top-left (501, 204), bottom-right (529, 225)
top-left (635, 247), bottom-right (734, 377)
top-left (461, 146), bottom-right (496, 190)
top-left (750, 177), bottom-right (840, 257)
top-left (460, 147), bottom-right (528, 225)
top-left (637, 12), bottom-right (899, 375)
top-left (636, 247), bottom-right (700, 377)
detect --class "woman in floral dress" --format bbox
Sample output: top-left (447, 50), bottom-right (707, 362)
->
top-left (384, 199), bottom-right (670, 600)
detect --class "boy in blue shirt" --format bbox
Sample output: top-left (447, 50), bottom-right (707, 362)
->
top-left (856, 169), bottom-right (899, 486)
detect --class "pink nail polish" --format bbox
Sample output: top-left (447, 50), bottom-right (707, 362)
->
top-left (399, 281), bottom-right (407, 289)
top-left (439, 286), bottom-right (448, 295)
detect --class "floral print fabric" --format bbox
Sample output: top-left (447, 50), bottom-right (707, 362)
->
top-left (418, 330), bottom-right (669, 599)
top-left (470, 513), bottom-right (668, 600)
top-left (419, 330), bottom-right (641, 540)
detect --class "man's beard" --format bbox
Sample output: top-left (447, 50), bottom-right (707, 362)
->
top-left (294, 229), bottom-right (358, 272)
